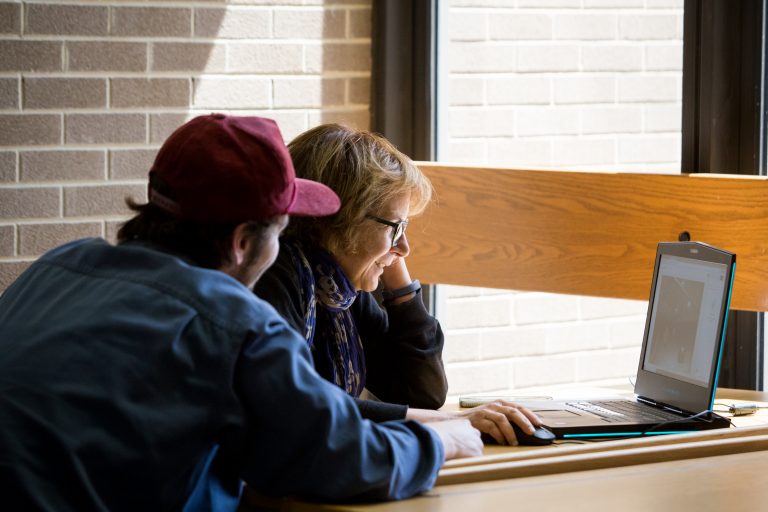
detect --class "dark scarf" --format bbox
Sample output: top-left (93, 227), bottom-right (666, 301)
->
top-left (282, 238), bottom-right (366, 397)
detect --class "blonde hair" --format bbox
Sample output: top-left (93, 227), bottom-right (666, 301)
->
top-left (287, 124), bottom-right (433, 254)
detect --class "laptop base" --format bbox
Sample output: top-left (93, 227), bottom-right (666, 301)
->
top-left (545, 411), bottom-right (732, 440)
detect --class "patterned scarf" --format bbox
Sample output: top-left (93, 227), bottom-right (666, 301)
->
top-left (282, 238), bottom-right (366, 397)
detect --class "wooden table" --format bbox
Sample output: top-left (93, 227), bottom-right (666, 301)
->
top-left (259, 388), bottom-right (768, 511)
top-left (310, 450), bottom-right (768, 512)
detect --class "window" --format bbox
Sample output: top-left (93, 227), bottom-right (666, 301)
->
top-left (434, 1), bottom-right (684, 398)
top-left (371, 0), bottom-right (766, 395)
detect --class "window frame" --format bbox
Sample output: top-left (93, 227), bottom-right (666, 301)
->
top-left (682, 0), bottom-right (767, 390)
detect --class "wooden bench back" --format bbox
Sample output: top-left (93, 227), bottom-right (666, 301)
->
top-left (407, 164), bottom-right (768, 312)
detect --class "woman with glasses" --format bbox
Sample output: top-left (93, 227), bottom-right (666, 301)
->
top-left (253, 124), bottom-right (541, 444)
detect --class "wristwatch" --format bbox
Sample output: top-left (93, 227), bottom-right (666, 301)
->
top-left (381, 280), bottom-right (421, 304)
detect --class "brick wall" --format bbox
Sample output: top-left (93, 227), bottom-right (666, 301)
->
top-left (442, 0), bottom-right (682, 172)
top-left (0, 0), bottom-right (371, 291)
top-left (440, 0), bottom-right (683, 398)
top-left (440, 286), bottom-right (647, 396)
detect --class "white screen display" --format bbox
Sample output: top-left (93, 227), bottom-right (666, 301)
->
top-left (642, 255), bottom-right (728, 387)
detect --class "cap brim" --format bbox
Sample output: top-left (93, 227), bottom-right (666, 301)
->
top-left (287, 178), bottom-right (341, 217)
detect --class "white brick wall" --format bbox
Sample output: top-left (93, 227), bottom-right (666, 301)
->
top-left (512, 355), bottom-right (577, 388)
top-left (553, 14), bottom-right (617, 40)
top-left (487, 138), bottom-right (551, 166)
top-left (551, 138), bottom-right (615, 166)
top-left (442, 1), bottom-right (683, 173)
top-left (581, 106), bottom-right (643, 134)
top-left (194, 78), bottom-right (272, 109)
top-left (443, 296), bottom-right (513, 330)
top-left (0, 0), bottom-right (372, 290)
top-left (450, 43), bottom-right (518, 73)
top-left (489, 14), bottom-right (552, 40)
top-left (646, 42), bottom-right (683, 70)
top-left (554, 76), bottom-right (616, 104)
top-left (440, 0), bottom-right (682, 398)
top-left (517, 45), bottom-right (580, 72)
top-left (440, 286), bottom-right (649, 397)
top-left (583, 45), bottom-right (644, 71)
top-left (487, 76), bottom-right (550, 105)
top-left (619, 14), bottom-right (679, 40)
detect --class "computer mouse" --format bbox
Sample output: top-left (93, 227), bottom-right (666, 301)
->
top-left (511, 422), bottom-right (556, 446)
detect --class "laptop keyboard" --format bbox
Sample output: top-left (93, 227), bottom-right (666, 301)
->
top-left (567, 400), bottom-right (683, 423)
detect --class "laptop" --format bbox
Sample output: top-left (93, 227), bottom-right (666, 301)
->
top-left (522, 241), bottom-right (736, 439)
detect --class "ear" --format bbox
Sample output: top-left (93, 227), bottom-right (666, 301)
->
top-left (230, 222), bottom-right (252, 266)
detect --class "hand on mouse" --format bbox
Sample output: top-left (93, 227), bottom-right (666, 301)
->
top-left (455, 400), bottom-right (543, 446)
top-left (405, 401), bottom-right (543, 446)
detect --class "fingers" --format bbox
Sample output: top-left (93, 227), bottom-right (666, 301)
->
top-left (462, 401), bottom-right (544, 445)
top-left (380, 257), bottom-right (410, 285)
top-left (517, 405), bottom-right (543, 427)
top-left (467, 408), bottom-right (518, 445)
top-left (487, 400), bottom-right (543, 428)
top-left (473, 414), bottom-right (510, 445)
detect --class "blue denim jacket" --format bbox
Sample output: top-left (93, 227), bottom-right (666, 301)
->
top-left (0, 238), bottom-right (443, 511)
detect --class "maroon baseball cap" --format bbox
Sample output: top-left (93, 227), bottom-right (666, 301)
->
top-left (148, 114), bottom-right (340, 223)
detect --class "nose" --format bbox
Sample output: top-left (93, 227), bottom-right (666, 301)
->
top-left (391, 233), bottom-right (410, 257)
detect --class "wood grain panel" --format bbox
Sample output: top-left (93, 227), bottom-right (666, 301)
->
top-left (409, 164), bottom-right (768, 311)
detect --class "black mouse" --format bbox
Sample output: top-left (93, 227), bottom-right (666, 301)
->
top-left (511, 422), bottom-right (556, 446)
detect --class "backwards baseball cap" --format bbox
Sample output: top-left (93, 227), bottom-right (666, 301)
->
top-left (148, 114), bottom-right (340, 223)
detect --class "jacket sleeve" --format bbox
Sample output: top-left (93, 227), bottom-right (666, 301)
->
top-left (354, 291), bottom-right (448, 410)
top-left (235, 311), bottom-right (443, 502)
top-left (353, 397), bottom-right (408, 422)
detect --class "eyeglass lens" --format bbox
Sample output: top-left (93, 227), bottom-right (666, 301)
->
top-left (393, 222), bottom-right (406, 246)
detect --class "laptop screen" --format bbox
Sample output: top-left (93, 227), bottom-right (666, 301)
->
top-left (641, 254), bottom-right (729, 387)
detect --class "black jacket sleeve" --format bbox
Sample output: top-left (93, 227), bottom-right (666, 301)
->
top-left (353, 291), bottom-right (448, 411)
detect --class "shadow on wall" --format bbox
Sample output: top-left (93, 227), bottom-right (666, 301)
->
top-left (0, 0), bottom-right (372, 292)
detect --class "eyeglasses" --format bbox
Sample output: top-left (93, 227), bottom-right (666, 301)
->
top-left (366, 215), bottom-right (409, 248)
